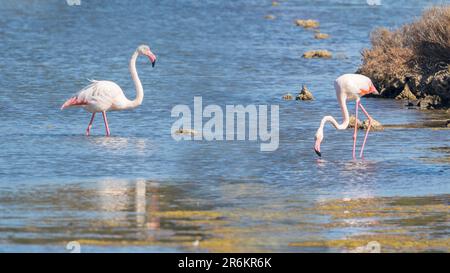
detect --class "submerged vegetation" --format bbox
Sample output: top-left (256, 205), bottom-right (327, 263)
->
top-left (4, 180), bottom-right (447, 252)
top-left (358, 6), bottom-right (450, 108)
top-left (290, 195), bottom-right (450, 252)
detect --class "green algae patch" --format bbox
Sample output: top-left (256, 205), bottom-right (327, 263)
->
top-left (195, 225), bottom-right (299, 252)
top-left (313, 195), bottom-right (449, 219)
top-left (171, 219), bottom-right (227, 227)
top-left (289, 235), bottom-right (450, 252)
top-left (76, 239), bottom-right (158, 246)
top-left (295, 195), bottom-right (450, 252)
top-left (153, 210), bottom-right (223, 220)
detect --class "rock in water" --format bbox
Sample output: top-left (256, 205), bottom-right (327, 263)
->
top-left (264, 14), bottom-right (276, 20)
top-left (362, 118), bottom-right (384, 131)
top-left (175, 129), bottom-right (199, 136)
top-left (417, 95), bottom-right (442, 109)
top-left (348, 115), bottom-right (363, 129)
top-left (348, 116), bottom-right (383, 131)
top-left (294, 19), bottom-right (319, 28)
top-left (303, 50), bottom-right (332, 59)
top-left (296, 85), bottom-right (314, 100)
top-left (314, 33), bottom-right (329, 39)
top-left (395, 84), bottom-right (417, 100)
top-left (282, 93), bottom-right (293, 100)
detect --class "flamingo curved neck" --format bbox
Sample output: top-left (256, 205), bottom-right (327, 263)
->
top-left (128, 50), bottom-right (144, 109)
top-left (316, 96), bottom-right (350, 136)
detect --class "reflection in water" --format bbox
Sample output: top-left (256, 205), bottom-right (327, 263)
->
top-left (135, 180), bottom-right (146, 227)
top-left (339, 160), bottom-right (377, 198)
top-left (315, 159), bottom-right (378, 199)
top-left (84, 136), bottom-right (153, 156)
top-left (0, 179), bottom-right (448, 252)
top-left (147, 182), bottom-right (161, 231)
top-left (96, 179), bottom-right (162, 241)
top-left (314, 160), bottom-right (378, 238)
top-left (97, 180), bottom-right (130, 213)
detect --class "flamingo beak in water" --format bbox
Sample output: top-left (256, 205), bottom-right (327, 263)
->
top-left (314, 142), bottom-right (321, 157)
top-left (314, 147), bottom-right (321, 157)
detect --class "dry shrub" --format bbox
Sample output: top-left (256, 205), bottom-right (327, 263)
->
top-left (359, 28), bottom-right (413, 92)
top-left (406, 6), bottom-right (450, 71)
top-left (358, 5), bottom-right (450, 99)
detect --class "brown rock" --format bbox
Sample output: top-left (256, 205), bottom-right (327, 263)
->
top-left (348, 115), bottom-right (363, 129)
top-left (362, 118), bottom-right (384, 131)
top-left (395, 84), bottom-right (417, 100)
top-left (429, 71), bottom-right (450, 102)
top-left (295, 19), bottom-right (319, 28)
top-left (264, 14), bottom-right (276, 20)
top-left (348, 116), bottom-right (384, 131)
top-left (303, 50), bottom-right (332, 59)
top-left (296, 85), bottom-right (314, 100)
top-left (175, 129), bottom-right (199, 136)
top-left (417, 95), bottom-right (442, 109)
top-left (314, 33), bottom-right (329, 39)
top-left (282, 93), bottom-right (293, 100)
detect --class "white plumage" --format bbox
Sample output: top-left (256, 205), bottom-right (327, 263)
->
top-left (71, 80), bottom-right (130, 113)
top-left (314, 73), bottom-right (379, 159)
top-left (61, 45), bottom-right (157, 136)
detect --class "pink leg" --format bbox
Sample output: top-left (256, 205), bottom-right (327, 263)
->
top-left (352, 100), bottom-right (359, 160)
top-left (86, 113), bottom-right (96, 136)
top-left (359, 103), bottom-right (372, 158)
top-left (102, 111), bottom-right (111, 136)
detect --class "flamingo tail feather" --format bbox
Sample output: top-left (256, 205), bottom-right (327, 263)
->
top-left (61, 97), bottom-right (88, 110)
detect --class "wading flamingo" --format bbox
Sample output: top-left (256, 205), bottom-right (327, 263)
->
top-left (314, 74), bottom-right (379, 159)
top-left (61, 45), bottom-right (157, 136)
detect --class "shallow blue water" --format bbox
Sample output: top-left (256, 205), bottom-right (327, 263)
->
top-left (0, 0), bottom-right (449, 252)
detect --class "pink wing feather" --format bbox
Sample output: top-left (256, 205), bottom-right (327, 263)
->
top-left (61, 80), bottom-right (126, 112)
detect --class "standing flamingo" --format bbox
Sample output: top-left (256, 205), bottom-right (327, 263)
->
top-left (314, 74), bottom-right (379, 159)
top-left (61, 45), bottom-right (157, 136)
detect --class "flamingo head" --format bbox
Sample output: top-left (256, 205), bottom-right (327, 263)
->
top-left (369, 82), bottom-right (379, 95)
top-left (138, 44), bottom-right (157, 67)
top-left (314, 132), bottom-right (323, 157)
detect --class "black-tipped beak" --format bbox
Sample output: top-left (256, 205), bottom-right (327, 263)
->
top-left (314, 148), bottom-right (322, 157)
top-left (152, 60), bottom-right (156, 68)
